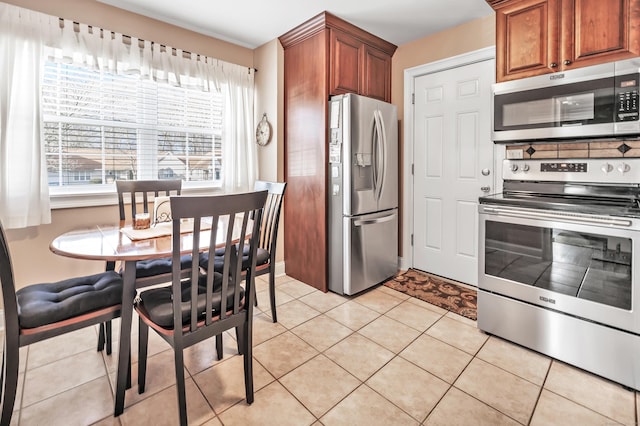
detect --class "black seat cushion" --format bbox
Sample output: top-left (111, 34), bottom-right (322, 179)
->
top-left (136, 254), bottom-right (192, 278)
top-left (198, 247), bottom-right (269, 272)
top-left (16, 271), bottom-right (123, 329)
top-left (138, 272), bottom-right (245, 328)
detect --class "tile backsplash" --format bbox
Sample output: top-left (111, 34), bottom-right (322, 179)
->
top-left (505, 140), bottom-right (640, 159)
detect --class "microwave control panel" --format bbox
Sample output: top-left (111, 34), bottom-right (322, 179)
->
top-left (616, 74), bottom-right (639, 121)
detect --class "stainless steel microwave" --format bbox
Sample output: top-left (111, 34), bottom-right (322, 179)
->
top-left (492, 58), bottom-right (640, 142)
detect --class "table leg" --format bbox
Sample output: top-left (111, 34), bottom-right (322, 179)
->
top-left (114, 260), bottom-right (136, 416)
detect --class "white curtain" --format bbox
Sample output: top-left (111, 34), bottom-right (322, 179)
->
top-left (0, 4), bottom-right (52, 229)
top-left (0, 3), bottom-right (257, 228)
top-left (222, 66), bottom-right (257, 193)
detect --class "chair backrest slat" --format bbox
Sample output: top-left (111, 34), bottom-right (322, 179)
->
top-left (221, 216), bottom-right (235, 320)
top-left (253, 181), bottom-right (286, 255)
top-left (204, 216), bottom-right (216, 326)
top-left (234, 212), bottom-right (252, 313)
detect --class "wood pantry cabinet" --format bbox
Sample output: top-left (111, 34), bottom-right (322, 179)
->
top-left (279, 12), bottom-right (396, 291)
top-left (487, 0), bottom-right (640, 82)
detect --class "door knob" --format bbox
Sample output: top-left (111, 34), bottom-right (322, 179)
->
top-left (481, 186), bottom-right (491, 193)
top-left (481, 168), bottom-right (491, 176)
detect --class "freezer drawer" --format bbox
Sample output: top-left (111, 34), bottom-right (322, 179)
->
top-left (343, 209), bottom-right (398, 295)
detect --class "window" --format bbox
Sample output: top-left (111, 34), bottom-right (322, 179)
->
top-left (42, 62), bottom-right (223, 187)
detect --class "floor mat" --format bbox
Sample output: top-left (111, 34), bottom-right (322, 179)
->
top-left (383, 269), bottom-right (477, 321)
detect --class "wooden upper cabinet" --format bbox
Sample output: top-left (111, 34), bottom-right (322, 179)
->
top-left (330, 29), bottom-right (361, 95)
top-left (492, 0), bottom-right (559, 81)
top-left (329, 27), bottom-right (394, 102)
top-left (488, 0), bottom-right (640, 82)
top-left (362, 45), bottom-right (391, 101)
top-left (562, 0), bottom-right (640, 69)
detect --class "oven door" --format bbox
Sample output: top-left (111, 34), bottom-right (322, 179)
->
top-left (479, 204), bottom-right (640, 334)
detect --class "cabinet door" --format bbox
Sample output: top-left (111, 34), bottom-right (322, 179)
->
top-left (494, 0), bottom-right (559, 82)
top-left (330, 29), bottom-right (361, 95)
top-left (361, 45), bottom-right (391, 102)
top-left (561, 0), bottom-right (640, 69)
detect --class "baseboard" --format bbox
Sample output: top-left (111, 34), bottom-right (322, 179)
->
top-left (274, 261), bottom-right (286, 277)
top-left (398, 256), bottom-right (409, 271)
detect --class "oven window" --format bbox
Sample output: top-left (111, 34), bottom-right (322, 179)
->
top-left (485, 221), bottom-right (632, 310)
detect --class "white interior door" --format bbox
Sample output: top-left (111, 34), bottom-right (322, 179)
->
top-left (412, 58), bottom-right (494, 285)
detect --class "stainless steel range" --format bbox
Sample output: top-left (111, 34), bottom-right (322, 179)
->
top-left (478, 157), bottom-right (640, 391)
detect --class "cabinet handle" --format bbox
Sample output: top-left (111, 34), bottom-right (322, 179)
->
top-left (550, 62), bottom-right (558, 68)
top-left (563, 59), bottom-right (572, 65)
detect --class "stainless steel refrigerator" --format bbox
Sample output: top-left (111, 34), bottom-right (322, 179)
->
top-left (328, 93), bottom-right (398, 295)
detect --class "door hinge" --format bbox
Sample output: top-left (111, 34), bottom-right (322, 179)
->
top-left (411, 234), bottom-right (414, 246)
top-left (411, 93), bottom-right (415, 105)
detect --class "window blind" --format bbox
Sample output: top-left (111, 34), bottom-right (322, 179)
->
top-left (42, 61), bottom-right (223, 187)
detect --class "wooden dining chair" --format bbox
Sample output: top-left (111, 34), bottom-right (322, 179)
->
top-left (115, 179), bottom-right (190, 289)
top-left (97, 179), bottom-right (192, 354)
top-left (0, 220), bottom-right (128, 425)
top-left (199, 181), bottom-right (286, 322)
top-left (135, 190), bottom-right (266, 426)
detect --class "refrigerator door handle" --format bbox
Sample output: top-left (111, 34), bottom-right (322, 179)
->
top-left (353, 213), bottom-right (396, 227)
top-left (373, 110), bottom-right (386, 202)
top-left (372, 111), bottom-right (378, 199)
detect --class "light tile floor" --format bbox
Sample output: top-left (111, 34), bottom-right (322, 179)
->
top-left (9, 274), bottom-right (640, 426)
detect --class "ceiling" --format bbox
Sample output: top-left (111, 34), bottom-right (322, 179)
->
top-left (96, 0), bottom-right (494, 49)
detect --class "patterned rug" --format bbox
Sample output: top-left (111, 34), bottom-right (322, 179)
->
top-left (383, 269), bottom-right (477, 321)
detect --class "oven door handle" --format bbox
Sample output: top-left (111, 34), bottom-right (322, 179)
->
top-left (482, 206), bottom-right (633, 227)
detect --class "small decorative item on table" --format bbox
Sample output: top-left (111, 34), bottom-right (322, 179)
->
top-left (153, 196), bottom-right (172, 225)
top-left (133, 213), bottom-right (151, 230)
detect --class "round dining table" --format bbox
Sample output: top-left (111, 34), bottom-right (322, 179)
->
top-left (50, 216), bottom-right (247, 416)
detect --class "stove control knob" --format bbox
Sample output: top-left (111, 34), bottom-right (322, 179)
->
top-left (511, 164), bottom-right (519, 172)
top-left (618, 162), bottom-right (631, 173)
top-left (601, 163), bottom-right (613, 173)
top-left (522, 164), bottom-right (530, 172)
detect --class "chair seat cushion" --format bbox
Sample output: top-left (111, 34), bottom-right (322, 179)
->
top-left (138, 272), bottom-right (245, 328)
top-left (199, 248), bottom-right (269, 272)
top-left (16, 271), bottom-right (123, 329)
top-left (136, 254), bottom-right (192, 278)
